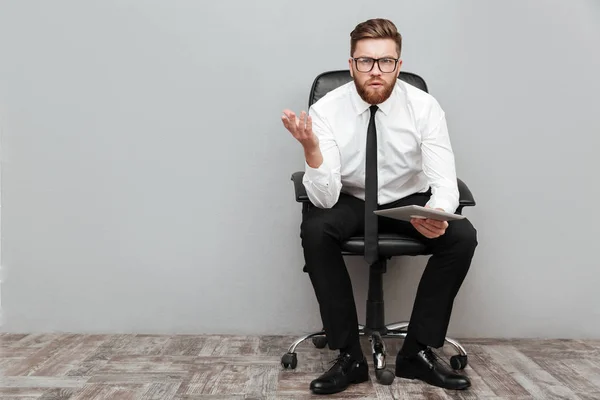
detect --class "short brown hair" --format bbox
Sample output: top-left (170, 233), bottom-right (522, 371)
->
top-left (350, 18), bottom-right (402, 57)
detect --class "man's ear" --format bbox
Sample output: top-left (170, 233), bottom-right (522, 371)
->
top-left (396, 59), bottom-right (403, 78)
top-left (348, 58), bottom-right (354, 78)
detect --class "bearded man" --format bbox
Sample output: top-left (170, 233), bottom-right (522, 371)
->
top-left (281, 18), bottom-right (478, 395)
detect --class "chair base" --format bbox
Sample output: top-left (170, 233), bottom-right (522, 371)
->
top-left (281, 322), bottom-right (468, 385)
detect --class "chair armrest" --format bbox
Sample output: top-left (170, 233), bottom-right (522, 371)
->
top-left (457, 178), bottom-right (476, 207)
top-left (291, 171), bottom-right (310, 202)
top-left (291, 171), bottom-right (476, 207)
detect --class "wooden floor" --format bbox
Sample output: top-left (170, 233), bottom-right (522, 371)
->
top-left (1, 334), bottom-right (600, 399)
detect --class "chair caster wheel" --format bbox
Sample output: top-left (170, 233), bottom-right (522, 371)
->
top-left (312, 336), bottom-right (328, 349)
top-left (375, 368), bottom-right (395, 385)
top-left (450, 354), bottom-right (468, 370)
top-left (281, 352), bottom-right (297, 369)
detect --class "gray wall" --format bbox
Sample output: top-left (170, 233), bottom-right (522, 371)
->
top-left (1, 0), bottom-right (599, 338)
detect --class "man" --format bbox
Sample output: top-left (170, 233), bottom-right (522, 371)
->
top-left (281, 18), bottom-right (477, 395)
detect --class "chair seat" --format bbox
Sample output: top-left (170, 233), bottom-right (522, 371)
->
top-left (341, 233), bottom-right (428, 258)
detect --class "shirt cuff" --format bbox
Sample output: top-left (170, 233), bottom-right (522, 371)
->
top-left (426, 198), bottom-right (455, 214)
top-left (304, 161), bottom-right (330, 187)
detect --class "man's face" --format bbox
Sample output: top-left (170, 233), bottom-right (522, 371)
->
top-left (349, 38), bottom-right (402, 105)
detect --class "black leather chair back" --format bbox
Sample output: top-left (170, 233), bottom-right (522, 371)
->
top-left (308, 70), bottom-right (428, 107)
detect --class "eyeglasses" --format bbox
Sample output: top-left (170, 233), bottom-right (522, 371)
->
top-left (352, 57), bottom-right (399, 73)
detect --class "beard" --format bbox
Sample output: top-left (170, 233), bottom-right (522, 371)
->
top-left (354, 77), bottom-right (395, 105)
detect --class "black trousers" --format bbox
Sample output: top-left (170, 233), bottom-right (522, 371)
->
top-left (300, 191), bottom-right (478, 351)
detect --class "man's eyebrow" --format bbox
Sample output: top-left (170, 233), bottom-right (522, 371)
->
top-left (354, 55), bottom-right (398, 59)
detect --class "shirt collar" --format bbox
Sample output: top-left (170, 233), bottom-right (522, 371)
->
top-left (350, 80), bottom-right (400, 117)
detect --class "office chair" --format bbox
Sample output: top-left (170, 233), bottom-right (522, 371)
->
top-left (281, 70), bottom-right (476, 385)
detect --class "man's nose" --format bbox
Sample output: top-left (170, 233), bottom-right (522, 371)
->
top-left (370, 62), bottom-right (383, 76)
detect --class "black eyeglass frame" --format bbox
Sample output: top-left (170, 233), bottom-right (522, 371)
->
top-left (351, 57), bottom-right (400, 73)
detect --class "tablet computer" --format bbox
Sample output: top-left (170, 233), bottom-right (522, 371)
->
top-left (374, 205), bottom-right (466, 222)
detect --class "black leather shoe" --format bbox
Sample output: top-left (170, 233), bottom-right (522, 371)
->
top-left (310, 353), bottom-right (369, 395)
top-left (395, 348), bottom-right (471, 390)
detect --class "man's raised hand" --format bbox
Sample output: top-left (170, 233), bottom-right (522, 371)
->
top-left (281, 110), bottom-right (319, 151)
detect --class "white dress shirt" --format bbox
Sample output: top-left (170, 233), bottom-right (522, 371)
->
top-left (303, 79), bottom-right (459, 213)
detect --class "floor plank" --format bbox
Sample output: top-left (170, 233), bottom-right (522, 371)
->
top-left (1, 334), bottom-right (599, 399)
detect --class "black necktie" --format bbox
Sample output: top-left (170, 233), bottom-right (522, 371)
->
top-left (364, 105), bottom-right (379, 265)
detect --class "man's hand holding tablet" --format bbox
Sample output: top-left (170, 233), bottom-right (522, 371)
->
top-left (374, 205), bottom-right (466, 239)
